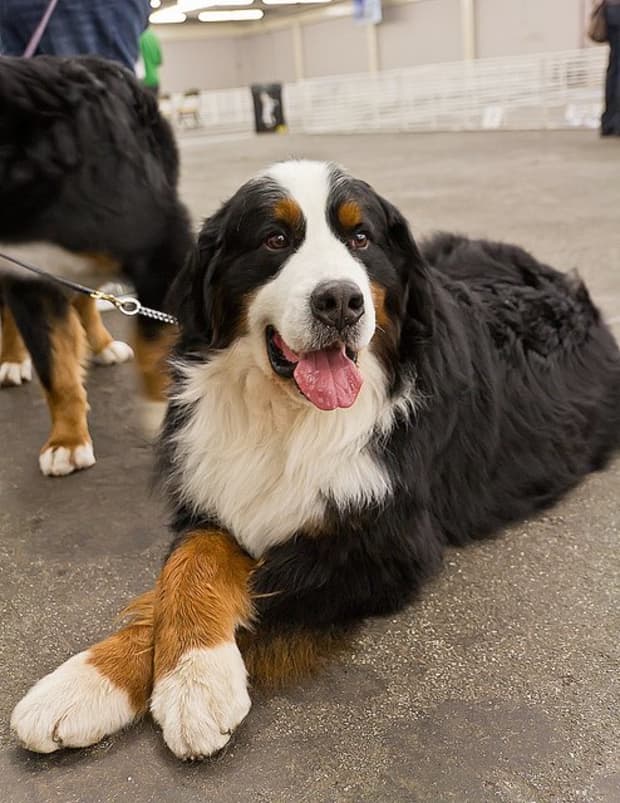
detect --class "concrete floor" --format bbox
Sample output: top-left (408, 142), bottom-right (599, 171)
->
top-left (1, 131), bottom-right (619, 803)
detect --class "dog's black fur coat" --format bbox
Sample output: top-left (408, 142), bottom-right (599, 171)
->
top-left (0, 55), bottom-right (192, 342)
top-left (160, 182), bottom-right (620, 636)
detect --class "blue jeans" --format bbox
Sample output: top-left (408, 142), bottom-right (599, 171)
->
top-left (0, 0), bottom-right (150, 70)
top-left (603, 4), bottom-right (620, 134)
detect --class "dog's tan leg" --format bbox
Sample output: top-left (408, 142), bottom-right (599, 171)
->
top-left (72, 295), bottom-right (133, 366)
top-left (133, 323), bottom-right (177, 436)
top-left (10, 537), bottom-right (342, 756)
top-left (11, 592), bottom-right (155, 753)
top-left (13, 532), bottom-right (254, 758)
top-left (39, 307), bottom-right (96, 476)
top-left (0, 306), bottom-right (32, 386)
top-left (150, 530), bottom-right (255, 760)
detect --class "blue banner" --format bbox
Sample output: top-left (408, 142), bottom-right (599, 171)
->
top-left (353, 0), bottom-right (382, 25)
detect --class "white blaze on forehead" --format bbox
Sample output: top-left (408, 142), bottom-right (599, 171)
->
top-left (264, 160), bottom-right (335, 228)
top-left (252, 160), bottom-right (376, 354)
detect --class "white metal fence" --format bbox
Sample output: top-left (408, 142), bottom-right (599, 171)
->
top-left (167, 47), bottom-right (607, 137)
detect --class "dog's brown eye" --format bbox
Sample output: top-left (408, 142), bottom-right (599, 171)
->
top-left (348, 232), bottom-right (369, 251)
top-left (265, 233), bottom-right (289, 250)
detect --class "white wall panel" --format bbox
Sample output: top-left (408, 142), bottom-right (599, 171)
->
top-left (159, 37), bottom-right (241, 92)
top-left (301, 17), bottom-right (369, 78)
top-left (476, 0), bottom-right (584, 58)
top-left (378, 0), bottom-right (463, 70)
top-left (158, 0), bottom-right (590, 92)
top-left (237, 30), bottom-right (297, 86)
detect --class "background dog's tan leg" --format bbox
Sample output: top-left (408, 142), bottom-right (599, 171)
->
top-left (11, 591), bottom-right (155, 753)
top-left (73, 295), bottom-right (134, 366)
top-left (39, 306), bottom-right (96, 476)
top-left (133, 322), bottom-right (177, 436)
top-left (0, 305), bottom-right (32, 386)
top-left (150, 530), bottom-right (255, 760)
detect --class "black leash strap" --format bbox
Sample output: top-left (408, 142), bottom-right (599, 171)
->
top-left (0, 251), bottom-right (178, 326)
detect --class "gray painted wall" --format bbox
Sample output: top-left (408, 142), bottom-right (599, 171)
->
top-left (476, 0), bottom-right (583, 58)
top-left (159, 38), bottom-right (241, 91)
top-left (158, 0), bottom-right (591, 93)
top-left (302, 17), bottom-right (369, 78)
top-left (237, 30), bottom-right (298, 85)
top-left (378, 0), bottom-right (463, 70)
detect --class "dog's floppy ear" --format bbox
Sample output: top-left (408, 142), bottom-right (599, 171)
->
top-left (165, 205), bottom-right (228, 344)
top-left (380, 196), bottom-right (434, 340)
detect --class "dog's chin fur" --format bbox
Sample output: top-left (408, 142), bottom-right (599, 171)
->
top-left (169, 335), bottom-right (416, 558)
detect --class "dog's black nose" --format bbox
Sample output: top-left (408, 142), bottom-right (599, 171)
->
top-left (310, 281), bottom-right (364, 331)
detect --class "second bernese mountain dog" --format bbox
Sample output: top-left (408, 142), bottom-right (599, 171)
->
top-left (0, 55), bottom-right (192, 475)
top-left (10, 161), bottom-right (620, 760)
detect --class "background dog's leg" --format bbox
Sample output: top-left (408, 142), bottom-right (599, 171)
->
top-left (0, 304), bottom-right (32, 386)
top-left (132, 317), bottom-right (177, 437)
top-left (128, 223), bottom-right (191, 436)
top-left (150, 530), bottom-right (255, 760)
top-left (72, 295), bottom-right (134, 366)
top-left (11, 591), bottom-right (155, 754)
top-left (5, 280), bottom-right (95, 476)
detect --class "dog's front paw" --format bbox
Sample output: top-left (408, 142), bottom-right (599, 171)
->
top-left (11, 651), bottom-right (135, 753)
top-left (0, 358), bottom-right (32, 387)
top-left (150, 642), bottom-right (251, 760)
top-left (92, 340), bottom-right (134, 366)
top-left (39, 442), bottom-right (96, 476)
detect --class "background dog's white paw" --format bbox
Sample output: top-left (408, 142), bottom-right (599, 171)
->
top-left (39, 443), bottom-right (95, 476)
top-left (151, 643), bottom-right (251, 760)
top-left (11, 651), bottom-right (135, 753)
top-left (0, 358), bottom-right (32, 387)
top-left (92, 340), bottom-right (134, 366)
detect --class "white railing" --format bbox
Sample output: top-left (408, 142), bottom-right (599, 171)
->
top-left (167, 47), bottom-right (607, 136)
top-left (161, 86), bottom-right (254, 134)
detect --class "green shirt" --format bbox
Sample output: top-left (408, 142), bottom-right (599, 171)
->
top-left (139, 28), bottom-right (162, 88)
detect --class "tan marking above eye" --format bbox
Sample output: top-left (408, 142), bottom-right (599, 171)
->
top-left (274, 197), bottom-right (303, 230)
top-left (337, 200), bottom-right (363, 229)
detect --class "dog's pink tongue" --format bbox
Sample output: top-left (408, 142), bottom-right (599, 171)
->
top-left (294, 346), bottom-right (363, 411)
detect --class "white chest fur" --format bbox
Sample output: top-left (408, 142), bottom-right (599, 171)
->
top-left (170, 341), bottom-right (399, 558)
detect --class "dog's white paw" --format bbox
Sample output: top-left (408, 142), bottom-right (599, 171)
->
top-left (11, 651), bottom-right (135, 753)
top-left (0, 358), bottom-right (32, 387)
top-left (92, 340), bottom-right (134, 366)
top-left (150, 643), bottom-right (251, 760)
top-left (39, 442), bottom-right (95, 476)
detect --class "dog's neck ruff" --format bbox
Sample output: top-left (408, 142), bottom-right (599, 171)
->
top-left (170, 340), bottom-right (403, 558)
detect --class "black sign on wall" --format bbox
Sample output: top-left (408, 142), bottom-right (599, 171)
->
top-left (251, 83), bottom-right (286, 133)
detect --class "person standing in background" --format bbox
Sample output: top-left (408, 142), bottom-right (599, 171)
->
top-left (139, 27), bottom-right (162, 98)
top-left (0, 0), bottom-right (150, 70)
top-left (601, 0), bottom-right (620, 136)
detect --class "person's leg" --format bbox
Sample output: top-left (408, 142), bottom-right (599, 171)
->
top-left (0, 0), bottom-right (149, 69)
top-left (0, 0), bottom-right (44, 55)
top-left (603, 8), bottom-right (620, 135)
top-left (36, 0), bottom-right (149, 69)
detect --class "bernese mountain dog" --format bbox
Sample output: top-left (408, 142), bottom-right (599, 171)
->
top-left (10, 161), bottom-right (620, 760)
top-left (0, 55), bottom-right (192, 475)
